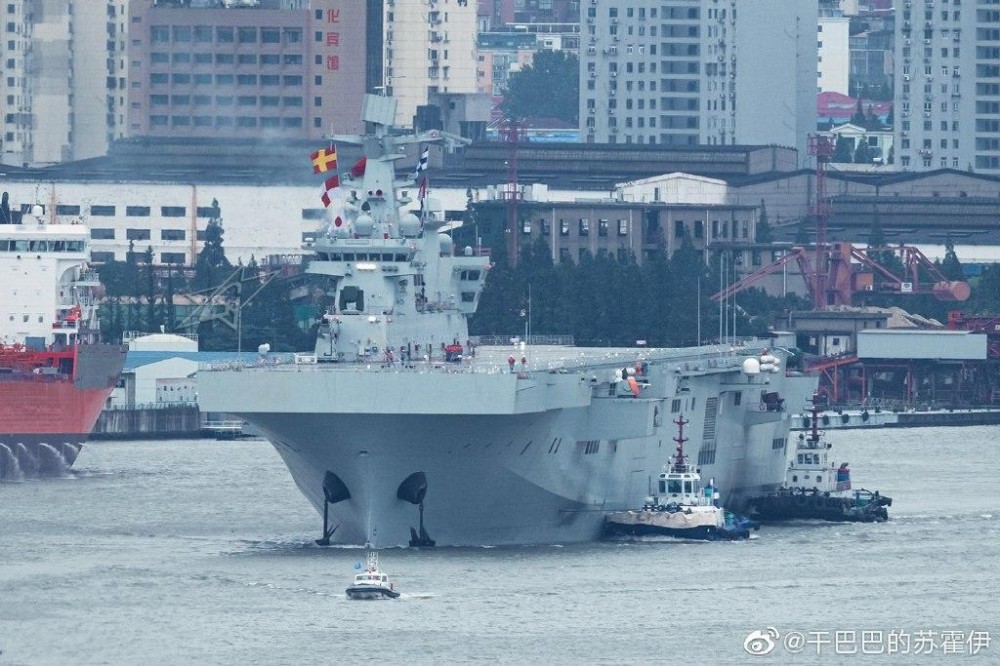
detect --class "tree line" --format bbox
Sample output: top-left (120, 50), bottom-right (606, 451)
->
top-left (94, 197), bottom-right (1000, 354)
top-left (96, 199), bottom-right (310, 352)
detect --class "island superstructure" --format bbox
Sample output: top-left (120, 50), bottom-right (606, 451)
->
top-left (199, 95), bottom-right (817, 547)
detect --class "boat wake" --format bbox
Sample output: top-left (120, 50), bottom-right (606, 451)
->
top-left (0, 442), bottom-right (80, 481)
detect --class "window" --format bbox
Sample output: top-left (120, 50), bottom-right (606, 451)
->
top-left (238, 27), bottom-right (257, 44)
top-left (261, 28), bottom-right (280, 44)
top-left (91, 205), bottom-right (115, 216)
top-left (193, 26), bottom-right (212, 43)
top-left (91, 228), bottom-right (115, 240)
top-left (160, 229), bottom-right (187, 240)
top-left (578, 219), bottom-right (589, 236)
top-left (161, 252), bottom-right (186, 264)
top-left (126, 228), bottom-right (151, 240)
top-left (55, 205), bottom-right (81, 216)
top-left (126, 206), bottom-right (150, 217)
top-left (90, 251), bottom-right (115, 263)
top-left (161, 206), bottom-right (185, 218)
top-left (560, 219), bottom-right (570, 236)
top-left (618, 220), bottom-right (628, 236)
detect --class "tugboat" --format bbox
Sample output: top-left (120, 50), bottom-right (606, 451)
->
top-left (604, 417), bottom-right (759, 541)
top-left (345, 551), bottom-right (400, 600)
top-left (748, 393), bottom-right (892, 523)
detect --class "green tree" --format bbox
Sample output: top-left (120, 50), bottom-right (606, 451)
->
top-left (854, 141), bottom-right (872, 164)
top-left (193, 198), bottom-right (232, 291)
top-left (832, 136), bottom-right (853, 163)
top-left (501, 50), bottom-right (579, 124)
top-left (756, 201), bottom-right (773, 243)
top-left (666, 233), bottom-right (710, 345)
top-left (850, 98), bottom-right (866, 126)
top-left (940, 235), bottom-right (964, 281)
top-left (142, 246), bottom-right (161, 332)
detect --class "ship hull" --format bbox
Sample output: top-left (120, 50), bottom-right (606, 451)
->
top-left (0, 343), bottom-right (125, 479)
top-left (202, 351), bottom-right (816, 547)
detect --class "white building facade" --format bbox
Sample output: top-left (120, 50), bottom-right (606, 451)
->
top-left (818, 14), bottom-right (851, 95)
top-left (580, 0), bottom-right (818, 158)
top-left (1, 0), bottom-right (129, 167)
top-left (894, 0), bottom-right (1000, 173)
top-left (383, 0), bottom-right (479, 127)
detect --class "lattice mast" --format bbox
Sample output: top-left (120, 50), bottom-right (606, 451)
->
top-left (808, 135), bottom-right (835, 309)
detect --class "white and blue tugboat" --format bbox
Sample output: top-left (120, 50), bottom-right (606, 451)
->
top-left (345, 551), bottom-right (400, 600)
top-left (604, 417), bottom-right (759, 541)
top-left (748, 393), bottom-right (892, 523)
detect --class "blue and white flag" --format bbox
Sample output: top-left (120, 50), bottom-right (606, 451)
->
top-left (414, 145), bottom-right (429, 178)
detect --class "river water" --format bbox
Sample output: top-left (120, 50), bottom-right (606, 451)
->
top-left (1, 427), bottom-right (998, 664)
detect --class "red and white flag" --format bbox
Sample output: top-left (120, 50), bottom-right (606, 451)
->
top-left (321, 174), bottom-right (341, 208)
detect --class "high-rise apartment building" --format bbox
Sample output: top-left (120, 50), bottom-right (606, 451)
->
top-left (1, 1), bottom-right (129, 167)
top-left (127, 0), bottom-right (370, 139)
top-left (819, 5), bottom-right (851, 95)
top-left (383, 0), bottom-right (478, 127)
top-left (580, 0), bottom-right (817, 159)
top-left (894, 0), bottom-right (1000, 173)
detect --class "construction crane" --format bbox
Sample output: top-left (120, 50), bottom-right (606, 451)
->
top-left (176, 265), bottom-right (282, 333)
top-left (711, 241), bottom-right (970, 306)
top-left (947, 311), bottom-right (1000, 358)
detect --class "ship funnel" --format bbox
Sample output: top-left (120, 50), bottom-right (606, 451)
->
top-left (322, 471), bottom-right (351, 504)
top-left (396, 471), bottom-right (428, 505)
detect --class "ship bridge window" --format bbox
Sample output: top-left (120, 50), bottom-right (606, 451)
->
top-left (394, 254), bottom-right (408, 262)
top-left (343, 253), bottom-right (355, 261)
top-left (460, 269), bottom-right (481, 281)
top-left (684, 481), bottom-right (693, 494)
top-left (658, 479), bottom-right (667, 493)
top-left (461, 291), bottom-right (476, 303)
top-left (667, 479), bottom-right (682, 494)
top-left (28, 240), bottom-right (47, 251)
top-left (331, 254), bottom-right (342, 261)
top-left (13, 240), bottom-right (28, 251)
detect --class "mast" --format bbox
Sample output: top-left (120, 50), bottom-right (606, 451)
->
top-left (672, 415), bottom-right (689, 472)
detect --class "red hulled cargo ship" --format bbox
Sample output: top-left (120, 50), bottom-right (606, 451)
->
top-left (0, 197), bottom-right (126, 479)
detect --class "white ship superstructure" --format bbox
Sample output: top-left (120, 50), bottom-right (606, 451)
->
top-left (199, 95), bottom-right (816, 547)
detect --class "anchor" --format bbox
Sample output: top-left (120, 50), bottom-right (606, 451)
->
top-left (397, 471), bottom-right (435, 547)
top-left (316, 471), bottom-right (350, 546)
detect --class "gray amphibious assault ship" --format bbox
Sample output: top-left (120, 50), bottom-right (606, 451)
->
top-left (199, 95), bottom-right (817, 547)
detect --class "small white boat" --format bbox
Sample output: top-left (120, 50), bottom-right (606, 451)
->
top-left (604, 416), bottom-right (758, 541)
top-left (748, 392), bottom-right (892, 523)
top-left (345, 551), bottom-right (400, 600)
